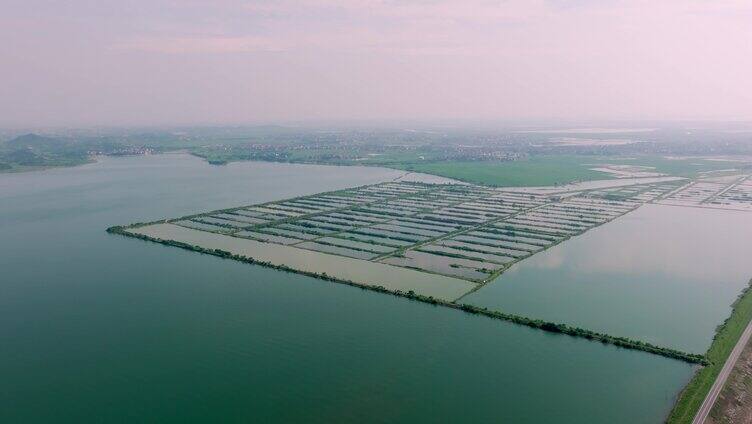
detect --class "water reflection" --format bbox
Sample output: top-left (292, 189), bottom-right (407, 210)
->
top-left (467, 204), bottom-right (752, 353)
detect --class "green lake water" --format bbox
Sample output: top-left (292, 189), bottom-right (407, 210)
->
top-left (465, 203), bottom-right (752, 354)
top-left (0, 154), bottom-right (694, 423)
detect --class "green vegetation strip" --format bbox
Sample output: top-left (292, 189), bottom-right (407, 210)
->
top-left (667, 280), bottom-right (752, 424)
top-left (108, 225), bottom-right (707, 365)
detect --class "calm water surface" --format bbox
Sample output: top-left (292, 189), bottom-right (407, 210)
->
top-left (465, 203), bottom-right (752, 354)
top-left (1, 155), bottom-right (694, 423)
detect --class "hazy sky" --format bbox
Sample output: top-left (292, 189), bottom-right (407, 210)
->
top-left (2, 0), bottom-right (751, 127)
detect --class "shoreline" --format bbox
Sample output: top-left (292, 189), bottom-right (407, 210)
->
top-left (667, 279), bottom-right (752, 423)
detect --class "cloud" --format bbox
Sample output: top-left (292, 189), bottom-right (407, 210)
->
top-left (114, 0), bottom-right (557, 54)
top-left (2, 0), bottom-right (752, 125)
top-left (114, 36), bottom-right (287, 53)
top-left (114, 0), bottom-right (752, 57)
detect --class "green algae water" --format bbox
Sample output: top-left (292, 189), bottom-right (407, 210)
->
top-left (0, 154), bottom-right (693, 423)
top-left (465, 203), bottom-right (752, 354)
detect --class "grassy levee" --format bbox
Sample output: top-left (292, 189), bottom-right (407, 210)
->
top-left (667, 279), bottom-right (752, 423)
top-left (107, 224), bottom-right (707, 365)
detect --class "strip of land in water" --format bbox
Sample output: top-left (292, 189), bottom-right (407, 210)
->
top-left (125, 222), bottom-right (474, 301)
top-left (107, 223), bottom-right (708, 364)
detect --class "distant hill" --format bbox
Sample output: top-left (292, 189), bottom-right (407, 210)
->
top-left (0, 133), bottom-right (89, 170)
top-left (4, 148), bottom-right (46, 166)
top-left (5, 133), bottom-right (71, 150)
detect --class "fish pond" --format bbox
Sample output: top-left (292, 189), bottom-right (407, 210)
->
top-left (464, 203), bottom-right (752, 354)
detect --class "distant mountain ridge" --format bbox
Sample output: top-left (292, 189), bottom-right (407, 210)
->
top-left (0, 133), bottom-right (89, 169)
top-left (5, 133), bottom-right (70, 149)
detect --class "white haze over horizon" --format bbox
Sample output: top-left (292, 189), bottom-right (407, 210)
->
top-left (1, 0), bottom-right (751, 127)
